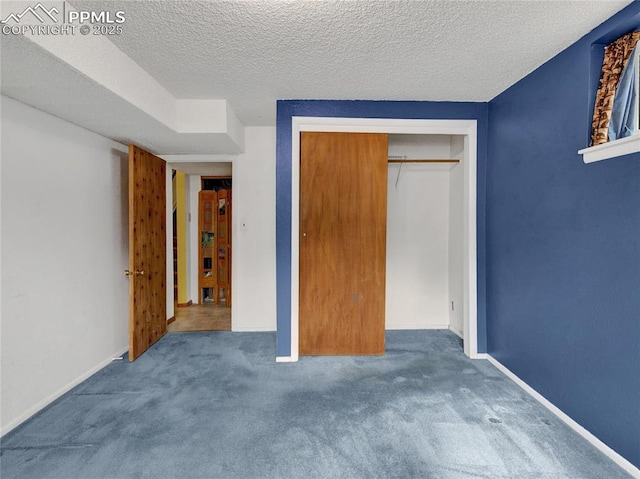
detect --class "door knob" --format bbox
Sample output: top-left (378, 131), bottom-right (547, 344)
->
top-left (124, 270), bottom-right (145, 276)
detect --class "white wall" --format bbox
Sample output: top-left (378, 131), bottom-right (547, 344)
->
top-left (386, 135), bottom-right (452, 329)
top-left (448, 136), bottom-right (465, 337)
top-left (184, 174), bottom-right (191, 302)
top-left (0, 97), bottom-right (129, 434)
top-left (232, 127), bottom-right (277, 331)
top-left (166, 168), bottom-right (174, 320)
top-left (188, 175), bottom-right (200, 303)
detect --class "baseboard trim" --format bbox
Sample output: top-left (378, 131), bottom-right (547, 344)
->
top-left (0, 345), bottom-right (129, 438)
top-left (276, 356), bottom-right (297, 363)
top-left (233, 327), bottom-right (276, 332)
top-left (485, 355), bottom-right (640, 478)
top-left (167, 316), bottom-right (176, 325)
top-left (385, 324), bottom-right (450, 330)
top-left (176, 300), bottom-right (192, 308)
top-left (449, 325), bottom-right (464, 339)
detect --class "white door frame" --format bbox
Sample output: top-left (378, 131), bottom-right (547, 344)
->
top-left (288, 117), bottom-right (478, 361)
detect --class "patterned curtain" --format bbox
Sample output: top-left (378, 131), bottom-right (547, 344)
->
top-left (590, 31), bottom-right (640, 146)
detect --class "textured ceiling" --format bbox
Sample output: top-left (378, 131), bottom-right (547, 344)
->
top-left (0, 0), bottom-right (634, 154)
top-left (0, 32), bottom-right (243, 154)
top-left (82, 0), bottom-right (631, 125)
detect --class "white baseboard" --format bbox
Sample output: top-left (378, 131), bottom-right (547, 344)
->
top-left (449, 325), bottom-right (464, 339)
top-left (275, 355), bottom-right (298, 363)
top-left (485, 355), bottom-right (640, 478)
top-left (233, 326), bottom-right (276, 332)
top-left (0, 345), bottom-right (129, 437)
top-left (385, 324), bottom-right (450, 330)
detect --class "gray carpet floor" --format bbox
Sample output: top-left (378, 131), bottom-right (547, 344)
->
top-left (0, 330), bottom-right (631, 479)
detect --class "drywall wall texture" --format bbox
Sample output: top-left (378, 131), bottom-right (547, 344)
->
top-left (188, 174), bottom-right (200, 303)
top-left (448, 136), bottom-right (466, 337)
top-left (232, 127), bottom-right (277, 331)
top-left (275, 100), bottom-right (489, 357)
top-left (487, 2), bottom-right (640, 468)
top-left (0, 97), bottom-right (129, 434)
top-left (386, 135), bottom-right (454, 330)
top-left (165, 168), bottom-right (174, 321)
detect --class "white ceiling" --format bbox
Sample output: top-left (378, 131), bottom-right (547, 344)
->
top-left (1, 0), bottom-right (633, 154)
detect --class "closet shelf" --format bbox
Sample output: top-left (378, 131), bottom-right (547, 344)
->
top-left (387, 159), bottom-right (460, 163)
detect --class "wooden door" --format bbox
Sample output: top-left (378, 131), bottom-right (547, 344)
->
top-left (217, 189), bottom-right (231, 307)
top-left (128, 144), bottom-right (167, 361)
top-left (199, 190), bottom-right (218, 303)
top-left (299, 132), bottom-right (388, 355)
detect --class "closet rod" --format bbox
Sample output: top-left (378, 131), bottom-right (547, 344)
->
top-left (388, 159), bottom-right (460, 163)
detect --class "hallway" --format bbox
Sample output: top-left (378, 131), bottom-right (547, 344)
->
top-left (168, 304), bottom-right (231, 332)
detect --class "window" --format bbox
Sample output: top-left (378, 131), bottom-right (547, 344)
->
top-left (579, 32), bottom-right (640, 163)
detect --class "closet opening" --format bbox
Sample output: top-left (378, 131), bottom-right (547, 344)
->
top-left (289, 117), bottom-right (478, 362)
top-left (386, 134), bottom-right (465, 340)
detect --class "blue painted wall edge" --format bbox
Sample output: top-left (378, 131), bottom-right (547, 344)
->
top-left (486, 1), bottom-right (640, 468)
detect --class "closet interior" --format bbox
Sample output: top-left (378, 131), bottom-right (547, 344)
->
top-left (385, 134), bottom-right (465, 339)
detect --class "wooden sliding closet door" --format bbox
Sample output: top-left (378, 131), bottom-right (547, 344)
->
top-left (299, 132), bottom-right (388, 355)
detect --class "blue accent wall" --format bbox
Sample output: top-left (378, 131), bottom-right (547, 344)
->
top-left (276, 100), bottom-right (489, 357)
top-left (487, 3), bottom-right (640, 468)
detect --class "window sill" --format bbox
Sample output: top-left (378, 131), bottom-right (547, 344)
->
top-left (578, 134), bottom-right (640, 163)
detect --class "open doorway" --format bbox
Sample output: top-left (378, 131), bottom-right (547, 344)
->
top-left (168, 165), bottom-right (233, 332)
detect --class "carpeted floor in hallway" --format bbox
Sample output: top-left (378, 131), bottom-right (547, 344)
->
top-left (0, 330), bottom-right (632, 479)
